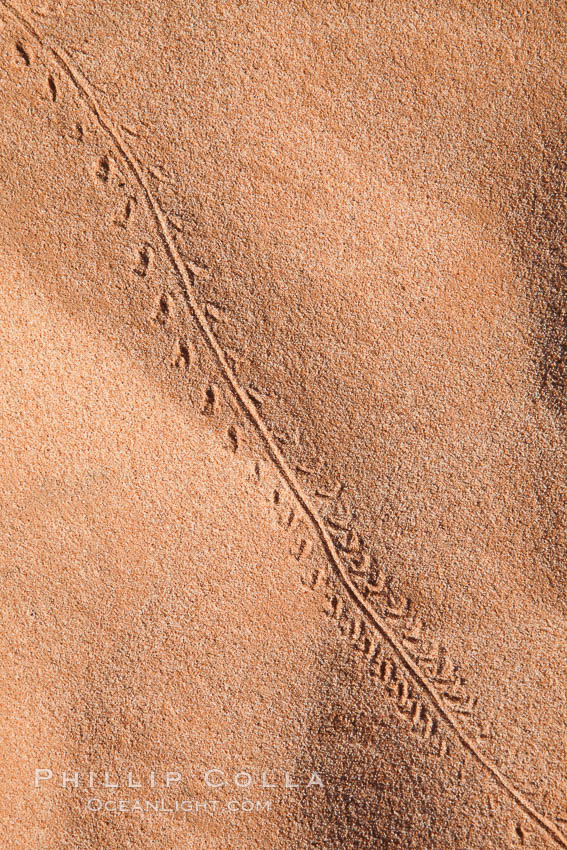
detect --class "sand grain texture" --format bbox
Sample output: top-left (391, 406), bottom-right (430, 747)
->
top-left (1, 1), bottom-right (567, 848)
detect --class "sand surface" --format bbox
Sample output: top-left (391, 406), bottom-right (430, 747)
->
top-left (1, 2), bottom-right (567, 848)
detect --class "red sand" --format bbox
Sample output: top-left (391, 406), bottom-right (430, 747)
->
top-left (1, 2), bottom-right (567, 847)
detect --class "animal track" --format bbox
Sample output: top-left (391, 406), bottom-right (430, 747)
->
top-left (172, 338), bottom-right (192, 369)
top-left (179, 293), bottom-right (488, 745)
top-left (227, 425), bottom-right (240, 452)
top-left (47, 72), bottom-right (56, 101)
top-left (185, 258), bottom-right (209, 279)
top-left (246, 385), bottom-right (265, 409)
top-left (114, 195), bottom-right (136, 228)
top-left (202, 384), bottom-right (219, 416)
top-left (205, 302), bottom-right (224, 324)
top-left (203, 335), bottom-right (485, 728)
top-left (15, 39), bottom-right (30, 65)
top-left (312, 568), bottom-right (447, 756)
top-left (94, 153), bottom-right (110, 183)
top-left (134, 242), bottom-right (154, 277)
top-left (315, 480), bottom-right (344, 500)
top-left (256, 470), bottom-right (438, 759)
top-left (148, 163), bottom-right (171, 183)
top-left (291, 536), bottom-right (313, 562)
top-left (154, 292), bottom-right (172, 324)
top-left (2, 5), bottom-right (566, 844)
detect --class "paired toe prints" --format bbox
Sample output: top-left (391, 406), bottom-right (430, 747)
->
top-left (12, 38), bottom-right (57, 103)
top-left (15, 38), bottom-right (30, 65)
top-left (93, 154), bottom-right (141, 237)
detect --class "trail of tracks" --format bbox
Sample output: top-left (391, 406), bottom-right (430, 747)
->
top-left (1, 3), bottom-right (565, 845)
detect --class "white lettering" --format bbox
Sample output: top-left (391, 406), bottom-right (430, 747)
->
top-left (34, 769), bottom-right (52, 787)
top-left (204, 769), bottom-right (225, 788)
